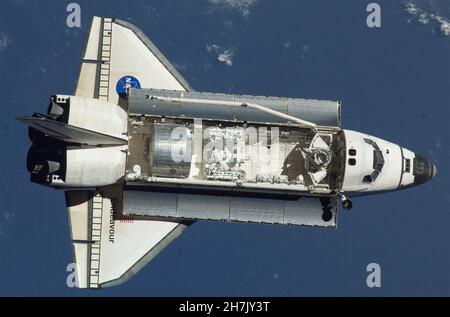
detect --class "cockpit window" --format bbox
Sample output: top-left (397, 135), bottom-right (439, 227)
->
top-left (363, 138), bottom-right (385, 182)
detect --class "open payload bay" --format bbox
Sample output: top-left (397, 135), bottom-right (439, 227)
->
top-left (124, 89), bottom-right (346, 195)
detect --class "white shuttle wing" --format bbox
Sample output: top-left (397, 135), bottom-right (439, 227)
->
top-left (66, 186), bottom-right (191, 288)
top-left (69, 16), bottom-right (193, 288)
top-left (74, 16), bottom-right (191, 103)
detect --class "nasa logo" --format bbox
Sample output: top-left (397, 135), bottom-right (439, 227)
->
top-left (115, 75), bottom-right (141, 96)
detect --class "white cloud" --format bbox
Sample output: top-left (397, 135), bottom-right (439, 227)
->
top-left (418, 13), bottom-right (430, 25)
top-left (299, 43), bottom-right (311, 60)
top-left (218, 52), bottom-right (233, 66)
top-left (301, 44), bottom-right (310, 52)
top-left (435, 15), bottom-right (450, 36)
top-left (0, 32), bottom-right (10, 51)
top-left (405, 2), bottom-right (419, 15)
top-left (207, 0), bottom-right (258, 17)
top-left (206, 44), bottom-right (235, 66)
top-left (404, 1), bottom-right (450, 37)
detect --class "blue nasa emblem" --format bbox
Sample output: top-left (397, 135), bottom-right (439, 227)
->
top-left (116, 75), bottom-right (141, 96)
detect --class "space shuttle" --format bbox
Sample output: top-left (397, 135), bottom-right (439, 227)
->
top-left (17, 17), bottom-right (436, 288)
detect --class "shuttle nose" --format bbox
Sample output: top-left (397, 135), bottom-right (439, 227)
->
top-left (413, 154), bottom-right (437, 186)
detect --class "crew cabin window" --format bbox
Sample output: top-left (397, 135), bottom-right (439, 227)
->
top-left (362, 175), bottom-right (372, 183)
top-left (349, 149), bottom-right (356, 156)
top-left (363, 138), bottom-right (385, 182)
top-left (348, 158), bottom-right (356, 166)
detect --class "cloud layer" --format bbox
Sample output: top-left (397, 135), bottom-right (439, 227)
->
top-left (404, 1), bottom-right (450, 37)
top-left (207, 0), bottom-right (258, 17)
top-left (206, 44), bottom-right (235, 66)
top-left (0, 32), bottom-right (10, 51)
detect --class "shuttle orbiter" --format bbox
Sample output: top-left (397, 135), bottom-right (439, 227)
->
top-left (17, 17), bottom-right (436, 288)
